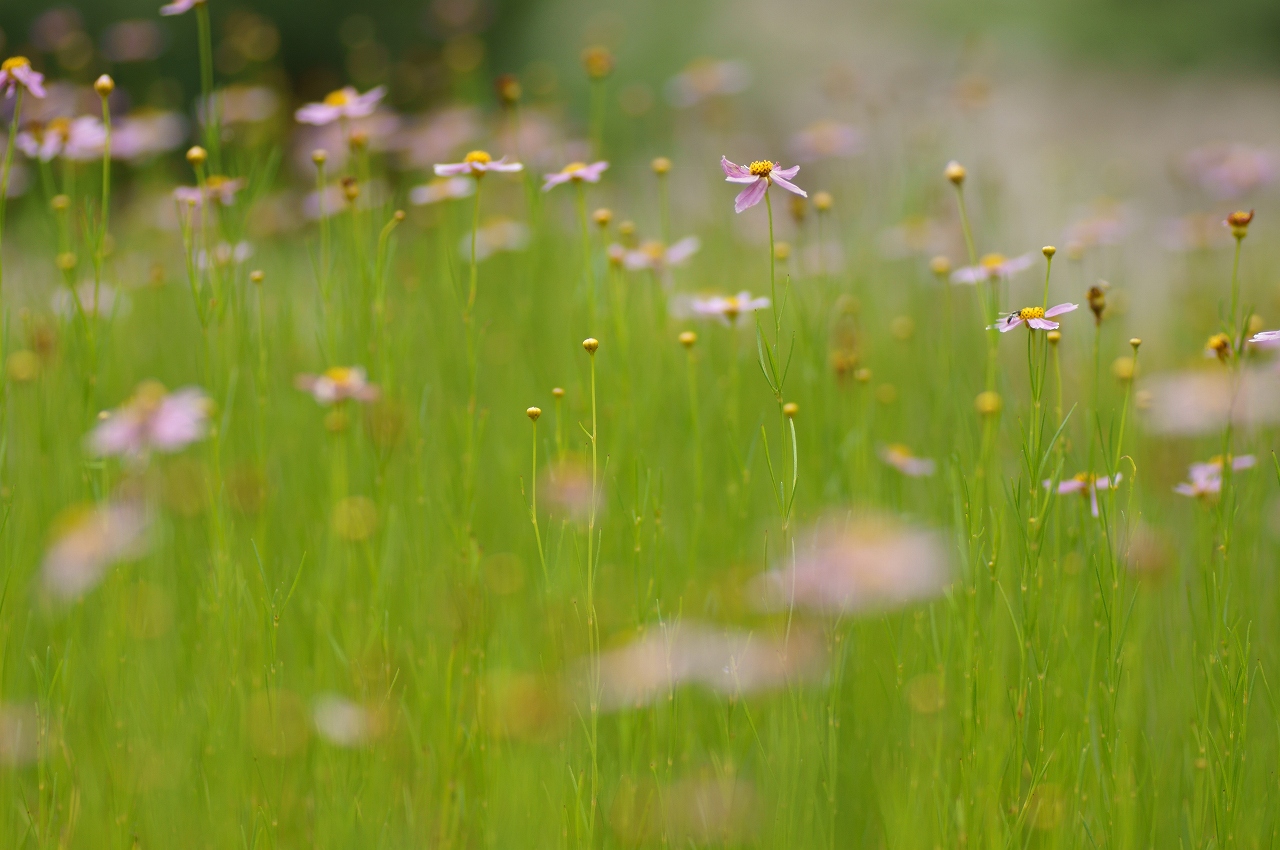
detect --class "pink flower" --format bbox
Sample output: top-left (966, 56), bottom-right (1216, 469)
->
top-left (433, 149), bottom-right (523, 178)
top-left (720, 157), bottom-right (807, 213)
top-left (89, 382), bottom-right (210, 459)
top-left (542, 160), bottom-right (608, 191)
top-left (112, 111), bottom-right (187, 161)
top-left (295, 367), bottom-right (380, 405)
top-left (173, 175), bottom-right (245, 208)
top-left (409, 176), bottom-right (475, 206)
top-left (878, 444), bottom-right (936, 477)
top-left (681, 291), bottom-right (770, 326)
top-left (950, 253), bottom-right (1035, 284)
top-left (789, 120), bottom-right (863, 163)
top-left (1250, 330), bottom-right (1280, 347)
top-left (41, 500), bottom-right (149, 600)
top-left (990, 303), bottom-right (1078, 333)
top-left (0, 57), bottom-right (46, 99)
top-left (16, 116), bottom-right (106, 163)
top-left (1183, 143), bottom-right (1276, 200)
top-left (1045, 472), bottom-right (1121, 517)
top-left (623, 236), bottom-right (700, 273)
top-left (1175, 454), bottom-right (1255, 498)
top-left (295, 86), bottom-right (386, 126)
top-left (159, 0), bottom-right (204, 15)
top-left (665, 59), bottom-right (751, 108)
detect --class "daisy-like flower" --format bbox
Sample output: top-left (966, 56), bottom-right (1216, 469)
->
top-left (683, 291), bottom-right (770, 326)
top-left (878, 444), bottom-right (936, 477)
top-left (950, 253), bottom-right (1035, 284)
top-left (41, 500), bottom-right (149, 601)
top-left (1045, 472), bottom-right (1122, 517)
top-left (720, 157), bottom-right (807, 213)
top-left (542, 160), bottom-right (609, 191)
top-left (17, 116), bottom-right (107, 163)
top-left (1250, 329), bottom-right (1280, 347)
top-left (159, 0), bottom-right (205, 15)
top-left (173, 175), bottom-right (245, 208)
top-left (409, 176), bottom-right (475, 206)
top-left (295, 367), bottom-right (380, 405)
top-left (990, 303), bottom-right (1078, 333)
top-left (622, 236), bottom-right (700, 274)
top-left (1174, 454), bottom-right (1256, 498)
top-left (89, 382), bottom-right (211, 459)
top-left (433, 149), bottom-right (523, 179)
top-left (0, 57), bottom-right (46, 99)
top-left (295, 86), bottom-right (386, 126)
top-left (112, 110), bottom-right (187, 161)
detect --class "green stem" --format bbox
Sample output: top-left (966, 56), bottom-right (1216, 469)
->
top-left (196, 2), bottom-right (221, 173)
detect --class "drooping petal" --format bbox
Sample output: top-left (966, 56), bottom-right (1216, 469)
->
top-left (1026, 318), bottom-right (1059, 330)
top-left (484, 157), bottom-right (524, 173)
top-left (665, 236), bottom-right (701, 266)
top-left (433, 162), bottom-right (473, 177)
top-left (1044, 302), bottom-right (1079, 318)
top-left (295, 103), bottom-right (340, 126)
top-left (579, 161), bottom-right (609, 182)
top-left (990, 315), bottom-right (1023, 333)
top-left (721, 156), bottom-right (752, 180)
top-left (733, 179), bottom-right (768, 213)
top-left (1089, 490), bottom-right (1100, 517)
top-left (772, 164), bottom-right (800, 180)
top-left (770, 174), bottom-right (808, 198)
top-left (1250, 330), bottom-right (1280, 345)
top-left (541, 171), bottom-right (573, 191)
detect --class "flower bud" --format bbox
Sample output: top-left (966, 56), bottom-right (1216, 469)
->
top-left (592, 208), bottom-right (613, 228)
top-left (51, 194), bottom-right (70, 212)
top-left (582, 338), bottom-right (599, 354)
top-left (94, 75), bottom-right (115, 97)
top-left (783, 402), bottom-right (799, 419)
top-left (944, 160), bottom-right (966, 185)
top-left (679, 331), bottom-right (697, 348)
top-left (813, 191), bottom-right (834, 212)
top-left (1042, 245), bottom-right (1056, 258)
top-left (552, 387), bottom-right (565, 399)
top-left (495, 74), bottom-right (522, 106)
top-left (651, 156), bottom-right (671, 175)
top-left (582, 46), bottom-right (614, 79)
top-left (1086, 285), bottom-right (1106, 324)
top-left (526, 407), bottom-right (542, 421)
top-left (1227, 209), bottom-right (1254, 239)
top-left (186, 146), bottom-right (208, 166)
top-left (1046, 330), bottom-right (1061, 345)
top-left (929, 255), bottom-right (951, 277)
top-left (312, 149), bottom-right (328, 166)
top-left (250, 270), bottom-right (265, 285)
top-left (974, 390), bottom-right (1001, 417)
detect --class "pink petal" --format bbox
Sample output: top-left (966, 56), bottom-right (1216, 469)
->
top-left (771, 174), bottom-right (807, 197)
top-left (733, 179), bottom-right (767, 213)
top-left (1026, 318), bottom-right (1059, 330)
top-left (773, 164), bottom-right (799, 179)
top-left (580, 161), bottom-right (609, 182)
top-left (485, 159), bottom-right (524, 173)
top-left (721, 156), bottom-right (751, 179)
top-left (1089, 491), bottom-right (1100, 517)
top-left (434, 163), bottom-right (472, 177)
top-left (1173, 483), bottom-right (1198, 497)
top-left (542, 172), bottom-right (572, 191)
top-left (991, 316), bottom-right (1023, 332)
top-left (1044, 302), bottom-right (1079, 318)
top-left (666, 236), bottom-right (700, 266)
top-left (295, 103), bottom-right (339, 125)
top-left (89, 415), bottom-right (143, 457)
top-left (1056, 480), bottom-right (1087, 494)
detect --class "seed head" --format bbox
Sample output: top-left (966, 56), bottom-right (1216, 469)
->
top-left (495, 74), bottom-right (522, 106)
top-left (1086, 286), bottom-right (1106, 324)
top-left (51, 194), bottom-right (70, 212)
top-left (186, 146), bottom-right (208, 166)
top-left (651, 156), bottom-right (671, 175)
top-left (250, 270), bottom-right (265, 285)
top-left (813, 191), bottom-right (834, 212)
top-left (1129, 337), bottom-right (1142, 350)
top-left (552, 387), bottom-right (566, 399)
top-left (679, 331), bottom-right (697, 349)
top-left (1227, 209), bottom-right (1254, 238)
top-left (592, 208), bottom-right (613, 228)
top-left (341, 176), bottom-right (360, 202)
top-left (526, 407), bottom-right (542, 422)
top-left (1047, 330), bottom-right (1061, 345)
top-left (582, 46), bottom-right (614, 79)
top-left (929, 256), bottom-right (951, 277)
top-left (312, 149), bottom-right (328, 166)
top-left (783, 402), bottom-right (799, 419)
top-left (944, 160), bottom-right (966, 185)
top-left (94, 75), bottom-right (115, 97)
top-left (1042, 245), bottom-right (1056, 258)
top-left (582, 338), bottom-right (599, 354)
top-left (975, 390), bottom-right (1002, 417)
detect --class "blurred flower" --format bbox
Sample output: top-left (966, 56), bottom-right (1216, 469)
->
top-left (41, 500), bottom-right (149, 600)
top-left (675, 291), bottom-right (770, 326)
top-left (611, 775), bottom-right (760, 846)
top-left (1174, 455), bottom-right (1255, 498)
top-left (459, 218), bottom-right (530, 261)
top-left (878, 216), bottom-right (952, 259)
top-left (304, 178), bottom-right (389, 220)
top-left (196, 241), bottom-right (253, 271)
top-left (89, 383), bottom-right (210, 459)
top-left (16, 116), bottom-right (105, 162)
top-left (1182, 143), bottom-right (1275, 200)
top-left (1160, 213), bottom-right (1233, 252)
top-left (622, 236), bottom-right (700, 274)
top-left (750, 513), bottom-right (951, 615)
top-left (1063, 201), bottom-right (1132, 253)
top-left (0, 58), bottom-right (46, 99)
top-left (878, 444), bottom-right (935, 477)
top-left (789, 120), bottom-right (862, 163)
top-left (102, 20), bottom-right (167, 63)
top-left (542, 160), bottom-right (608, 191)
top-left (434, 149), bottom-right (523, 178)
top-left (390, 107), bottom-right (480, 170)
top-left (0, 703), bottom-right (40, 767)
top-left (173, 175), bottom-right (245, 208)
top-left (296, 86), bottom-right (386, 126)
top-left (1251, 329), bottom-right (1280, 347)
top-left (159, 0), bottom-right (204, 15)
top-left (1046, 473), bottom-right (1121, 517)
top-left (951, 253), bottom-right (1034, 284)
top-left (991, 303), bottom-right (1078, 333)
top-left (313, 694), bottom-right (382, 747)
top-left (1142, 368), bottom-right (1280, 436)
top-left (332, 496), bottom-right (378, 542)
top-left (51, 282), bottom-right (128, 320)
top-left (6, 350), bottom-right (40, 383)
top-left (721, 157), bottom-right (807, 213)
top-left (540, 455), bottom-right (598, 521)
top-left (665, 59), bottom-right (751, 108)
top-left (595, 621), bottom-right (824, 712)
top-left (295, 367), bottom-right (380, 405)
top-left (409, 176), bottom-right (474, 206)
top-left (112, 111), bottom-right (187, 161)
top-left (204, 85), bottom-right (279, 124)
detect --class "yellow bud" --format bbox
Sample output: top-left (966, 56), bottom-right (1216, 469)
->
top-left (250, 270), bottom-right (265, 285)
top-left (94, 75), bottom-right (115, 97)
top-left (186, 146), bottom-right (208, 166)
top-left (526, 407), bottom-right (542, 421)
top-left (592, 208), bottom-right (613, 228)
top-left (552, 387), bottom-right (566, 399)
top-left (582, 338), bottom-right (599, 354)
top-left (813, 191), bottom-right (834, 212)
top-left (1042, 245), bottom-right (1056, 258)
top-left (975, 390), bottom-right (1002, 416)
top-left (312, 149), bottom-right (328, 166)
top-left (783, 402), bottom-right (799, 419)
top-left (651, 156), bottom-right (671, 175)
top-left (679, 331), bottom-right (697, 348)
top-left (929, 255), bottom-right (951, 277)
top-left (944, 160), bottom-right (966, 185)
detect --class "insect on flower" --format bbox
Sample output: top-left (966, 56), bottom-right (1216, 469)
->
top-left (542, 161), bottom-right (609, 191)
top-left (433, 150), bottom-right (524, 179)
top-left (720, 157), bottom-right (807, 213)
top-left (295, 86), bottom-right (387, 126)
top-left (0, 57), bottom-right (46, 99)
top-left (990, 303), bottom-right (1079, 332)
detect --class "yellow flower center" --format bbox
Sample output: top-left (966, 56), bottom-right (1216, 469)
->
top-left (324, 367), bottom-right (355, 386)
top-left (980, 253), bottom-right (1006, 270)
top-left (1072, 472), bottom-right (1094, 486)
top-left (1018, 306), bottom-right (1046, 321)
top-left (748, 160), bottom-right (774, 177)
top-left (323, 89), bottom-right (351, 107)
top-left (2, 57), bottom-right (31, 73)
top-left (206, 175), bottom-right (229, 190)
top-left (887, 443), bottom-right (912, 459)
top-left (131, 380), bottom-right (168, 415)
top-left (48, 117), bottom-right (70, 140)
top-left (464, 150), bottom-right (491, 164)
top-left (641, 241), bottom-right (665, 261)
top-left (723, 297), bottom-right (741, 319)
top-left (562, 162), bottom-right (587, 175)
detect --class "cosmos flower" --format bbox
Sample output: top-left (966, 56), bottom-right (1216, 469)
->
top-left (1045, 473), bottom-right (1122, 517)
top-left (409, 176), bottom-right (475, 206)
top-left (1063, 202), bottom-right (1133, 253)
top-left (173, 175), bottom-right (245, 208)
top-left (622, 236), bottom-right (700, 274)
top-left (678, 291), bottom-right (771, 326)
top-left (788, 120), bottom-right (863, 163)
top-left (665, 58), bottom-right (751, 108)
top-left (294, 367), bottom-right (380, 405)
top-left (1251, 330), bottom-right (1280, 347)
top-left (950, 253), bottom-right (1035, 284)
top-left (1174, 455), bottom-right (1255, 498)
top-left (313, 694), bottom-right (382, 747)
top-left (878, 444), bottom-right (936, 477)
top-left (0, 57), bottom-right (47, 99)
top-left (1182, 143), bottom-right (1276, 200)
top-left (1141, 368), bottom-right (1280, 436)
top-left (16, 116), bottom-right (106, 162)
top-left (542, 160), bottom-right (608, 191)
top-left (88, 382), bottom-right (211, 459)
top-left (295, 86), bottom-right (386, 126)
top-left (41, 500), bottom-right (150, 600)
top-left (433, 150), bottom-right (523, 178)
top-left (990, 303), bottom-right (1079, 333)
top-left (720, 157), bottom-right (807, 213)
top-left (111, 111), bottom-right (188, 161)
top-left (750, 513), bottom-right (951, 615)
top-left (159, 0), bottom-right (204, 15)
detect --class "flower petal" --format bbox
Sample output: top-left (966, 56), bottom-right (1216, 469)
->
top-left (771, 174), bottom-right (808, 197)
top-left (1044, 302), bottom-right (1079, 318)
top-left (772, 164), bottom-right (800, 179)
top-left (434, 163), bottom-right (472, 177)
top-left (734, 179), bottom-right (768, 213)
top-left (721, 156), bottom-right (751, 179)
top-left (1026, 318), bottom-right (1059, 330)
top-left (990, 316), bottom-right (1023, 332)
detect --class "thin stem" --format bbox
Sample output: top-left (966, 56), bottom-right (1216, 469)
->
top-left (196, 2), bottom-right (221, 173)
top-left (576, 182), bottom-right (596, 333)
